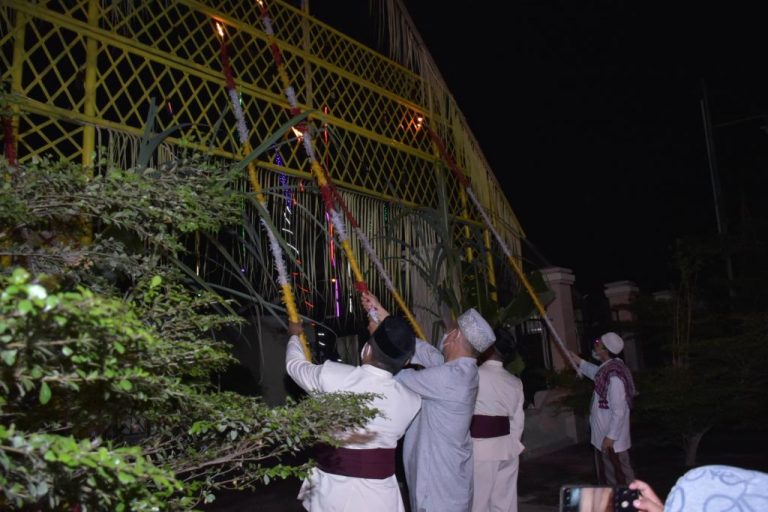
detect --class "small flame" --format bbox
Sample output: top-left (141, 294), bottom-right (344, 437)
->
top-left (291, 127), bottom-right (304, 141)
top-left (216, 22), bottom-right (225, 38)
top-left (256, 0), bottom-right (265, 8)
top-left (402, 115), bottom-right (425, 132)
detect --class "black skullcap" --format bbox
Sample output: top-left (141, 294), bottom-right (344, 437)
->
top-left (369, 316), bottom-right (416, 369)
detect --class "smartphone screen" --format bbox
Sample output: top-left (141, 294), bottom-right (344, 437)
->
top-left (559, 485), bottom-right (639, 512)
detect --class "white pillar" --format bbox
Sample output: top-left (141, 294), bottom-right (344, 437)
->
top-left (604, 280), bottom-right (642, 370)
top-left (541, 267), bottom-right (579, 371)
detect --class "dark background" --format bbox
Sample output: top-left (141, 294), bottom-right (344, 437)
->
top-left (311, 1), bottom-right (768, 294)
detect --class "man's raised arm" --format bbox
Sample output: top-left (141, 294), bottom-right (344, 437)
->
top-left (285, 321), bottom-right (322, 392)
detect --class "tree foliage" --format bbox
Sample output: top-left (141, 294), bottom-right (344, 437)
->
top-left (0, 156), bottom-right (376, 510)
top-left (631, 237), bottom-right (768, 466)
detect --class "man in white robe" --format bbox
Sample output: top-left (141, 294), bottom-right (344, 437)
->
top-left (364, 294), bottom-right (496, 512)
top-left (471, 335), bottom-right (525, 512)
top-left (570, 332), bottom-right (637, 485)
top-left (285, 314), bottom-right (422, 512)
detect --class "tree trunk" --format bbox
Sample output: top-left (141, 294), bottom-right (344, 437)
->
top-left (683, 427), bottom-right (711, 467)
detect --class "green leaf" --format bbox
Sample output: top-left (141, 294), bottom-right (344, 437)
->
top-left (119, 379), bottom-right (133, 391)
top-left (150, 275), bottom-right (162, 289)
top-left (39, 382), bottom-right (52, 405)
top-left (17, 299), bottom-right (33, 315)
top-left (134, 97), bottom-right (190, 170)
top-left (117, 471), bottom-right (135, 484)
top-left (44, 295), bottom-right (59, 310)
top-left (62, 346), bottom-right (73, 357)
top-left (114, 342), bottom-right (125, 354)
top-left (1, 284), bottom-right (19, 300)
top-left (58, 453), bottom-right (75, 466)
top-left (10, 268), bottom-right (29, 284)
top-left (1, 350), bottom-right (17, 366)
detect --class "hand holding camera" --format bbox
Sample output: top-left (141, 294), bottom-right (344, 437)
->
top-left (560, 485), bottom-right (641, 512)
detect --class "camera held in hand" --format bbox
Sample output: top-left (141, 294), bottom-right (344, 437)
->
top-left (560, 485), bottom-right (640, 512)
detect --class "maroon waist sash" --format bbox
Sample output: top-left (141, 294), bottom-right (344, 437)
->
top-left (470, 414), bottom-right (510, 438)
top-left (314, 445), bottom-right (396, 479)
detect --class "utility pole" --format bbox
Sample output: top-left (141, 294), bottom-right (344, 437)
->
top-left (700, 81), bottom-right (735, 293)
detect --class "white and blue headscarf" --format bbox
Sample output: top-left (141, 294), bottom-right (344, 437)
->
top-left (665, 465), bottom-right (768, 511)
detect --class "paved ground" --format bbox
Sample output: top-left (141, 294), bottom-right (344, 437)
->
top-left (205, 426), bottom-right (768, 511)
top-left (205, 442), bottom-right (614, 511)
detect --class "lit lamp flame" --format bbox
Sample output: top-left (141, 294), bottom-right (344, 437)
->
top-left (402, 115), bottom-right (425, 132)
top-left (256, 0), bottom-right (265, 8)
top-left (291, 127), bottom-right (304, 141)
top-left (216, 22), bottom-right (225, 39)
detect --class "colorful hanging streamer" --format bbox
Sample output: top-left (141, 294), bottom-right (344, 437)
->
top-left (216, 20), bottom-right (311, 359)
top-left (254, 3), bottom-right (427, 338)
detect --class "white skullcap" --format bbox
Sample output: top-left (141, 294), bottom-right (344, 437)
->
top-left (600, 332), bottom-right (624, 354)
top-left (457, 308), bottom-right (495, 353)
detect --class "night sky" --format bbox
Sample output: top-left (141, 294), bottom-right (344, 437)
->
top-left (311, 2), bottom-right (768, 293)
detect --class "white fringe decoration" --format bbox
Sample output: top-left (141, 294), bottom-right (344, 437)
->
top-left (262, 218), bottom-right (290, 286)
top-left (355, 225), bottom-right (395, 294)
top-left (329, 209), bottom-right (348, 242)
top-left (285, 86), bottom-right (298, 109)
top-left (262, 16), bottom-right (274, 36)
top-left (228, 88), bottom-right (250, 145)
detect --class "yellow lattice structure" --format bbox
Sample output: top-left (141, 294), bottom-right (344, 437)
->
top-left (1, 0), bottom-right (525, 328)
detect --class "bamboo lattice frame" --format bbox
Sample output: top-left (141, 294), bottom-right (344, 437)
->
top-left (1, 0), bottom-right (525, 327)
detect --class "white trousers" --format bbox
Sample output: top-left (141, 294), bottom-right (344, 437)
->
top-left (471, 456), bottom-right (519, 512)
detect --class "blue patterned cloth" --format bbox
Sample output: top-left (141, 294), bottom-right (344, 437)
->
top-left (665, 465), bottom-right (768, 511)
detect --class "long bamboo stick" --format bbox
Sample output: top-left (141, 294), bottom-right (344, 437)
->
top-left (319, 166), bottom-right (427, 339)
top-left (255, 3), bottom-right (427, 340)
top-left (217, 20), bottom-right (311, 359)
top-left (425, 124), bottom-right (581, 375)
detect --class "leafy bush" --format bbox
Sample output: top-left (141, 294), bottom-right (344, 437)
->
top-left (0, 156), bottom-right (376, 509)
